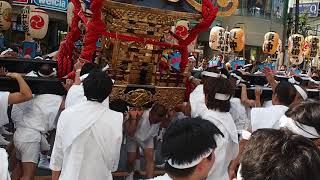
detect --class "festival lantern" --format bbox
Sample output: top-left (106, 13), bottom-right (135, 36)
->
top-left (223, 31), bottom-right (231, 53)
top-left (67, 2), bottom-right (74, 28)
top-left (21, 5), bottom-right (36, 32)
top-left (0, 1), bottom-right (12, 31)
top-left (209, 26), bottom-right (226, 51)
top-left (229, 27), bottom-right (245, 52)
top-left (303, 35), bottom-right (319, 59)
top-left (262, 32), bottom-right (280, 55)
top-left (28, 8), bottom-right (49, 39)
top-left (175, 20), bottom-right (190, 40)
top-left (288, 34), bottom-right (305, 65)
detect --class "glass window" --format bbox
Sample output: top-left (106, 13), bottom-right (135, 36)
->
top-left (272, 0), bottom-right (285, 21)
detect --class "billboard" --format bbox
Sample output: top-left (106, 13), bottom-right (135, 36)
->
top-left (13, 0), bottom-right (68, 12)
top-left (293, 3), bottom-right (319, 17)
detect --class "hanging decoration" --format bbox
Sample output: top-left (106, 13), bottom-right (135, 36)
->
top-left (57, 0), bottom-right (81, 78)
top-left (303, 35), bottom-right (319, 59)
top-left (67, 2), bottom-right (75, 28)
top-left (262, 32), bottom-right (279, 55)
top-left (0, 1), bottom-right (12, 31)
top-left (28, 8), bottom-right (49, 39)
top-left (229, 27), bottom-right (245, 52)
top-left (288, 34), bottom-right (304, 65)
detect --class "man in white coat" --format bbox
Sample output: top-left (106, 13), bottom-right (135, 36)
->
top-left (50, 70), bottom-right (123, 180)
top-left (11, 64), bottom-right (64, 180)
top-left (152, 117), bottom-right (223, 180)
top-left (0, 67), bottom-right (33, 146)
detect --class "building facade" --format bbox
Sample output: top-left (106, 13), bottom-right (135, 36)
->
top-left (9, 0), bottom-right (68, 54)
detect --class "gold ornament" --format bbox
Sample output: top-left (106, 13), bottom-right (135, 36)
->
top-left (186, 0), bottom-right (239, 17)
top-left (124, 89), bottom-right (153, 107)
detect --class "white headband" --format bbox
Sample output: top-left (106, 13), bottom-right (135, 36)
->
top-left (201, 71), bottom-right (227, 79)
top-left (215, 93), bottom-right (230, 101)
top-left (230, 73), bottom-right (246, 85)
top-left (294, 85), bottom-right (308, 100)
top-left (102, 64), bottom-right (110, 72)
top-left (79, 73), bottom-right (89, 81)
top-left (288, 77), bottom-right (300, 85)
top-left (167, 149), bottom-right (213, 169)
top-left (38, 69), bottom-right (57, 78)
top-left (279, 115), bottom-right (320, 139)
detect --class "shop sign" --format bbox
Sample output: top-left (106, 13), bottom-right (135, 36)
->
top-left (33, 0), bottom-right (68, 12)
top-left (293, 3), bottom-right (319, 17)
top-left (13, 0), bottom-right (28, 4)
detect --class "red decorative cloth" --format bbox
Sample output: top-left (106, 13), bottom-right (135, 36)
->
top-left (79, 0), bottom-right (106, 62)
top-left (57, 0), bottom-right (81, 78)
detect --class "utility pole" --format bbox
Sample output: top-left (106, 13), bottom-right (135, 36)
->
top-left (295, 0), bottom-right (299, 33)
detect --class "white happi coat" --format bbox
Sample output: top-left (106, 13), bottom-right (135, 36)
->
top-left (0, 92), bottom-right (9, 127)
top-left (13, 94), bottom-right (63, 143)
top-left (203, 110), bottom-right (239, 180)
top-left (133, 109), bottom-right (160, 142)
top-left (251, 105), bottom-right (288, 132)
top-left (189, 85), bottom-right (248, 130)
top-left (50, 101), bottom-right (123, 180)
top-left (189, 85), bottom-right (207, 118)
top-left (0, 148), bottom-right (10, 180)
top-left (65, 84), bottom-right (109, 109)
top-left (230, 98), bottom-right (248, 131)
top-left (152, 174), bottom-right (171, 180)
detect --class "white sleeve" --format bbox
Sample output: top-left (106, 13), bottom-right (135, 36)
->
top-left (109, 113), bottom-right (123, 172)
top-left (49, 129), bottom-right (64, 171)
top-left (0, 148), bottom-right (10, 180)
top-left (0, 92), bottom-right (9, 127)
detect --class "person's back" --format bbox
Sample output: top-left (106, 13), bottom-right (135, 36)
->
top-left (51, 101), bottom-right (122, 180)
top-left (50, 70), bottom-right (123, 180)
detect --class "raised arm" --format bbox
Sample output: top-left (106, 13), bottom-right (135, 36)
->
top-left (240, 84), bottom-right (261, 107)
top-left (263, 67), bottom-right (277, 92)
top-left (0, 67), bottom-right (33, 105)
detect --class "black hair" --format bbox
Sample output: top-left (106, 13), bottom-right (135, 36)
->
top-left (274, 81), bottom-right (297, 106)
top-left (150, 103), bottom-right (167, 118)
top-left (162, 117), bottom-right (223, 178)
top-left (38, 64), bottom-right (54, 76)
top-left (80, 63), bottom-right (99, 76)
top-left (204, 76), bottom-right (233, 112)
top-left (219, 67), bottom-right (230, 79)
top-left (109, 99), bottom-right (128, 113)
top-left (286, 101), bottom-right (320, 136)
top-left (241, 129), bottom-right (320, 180)
top-left (83, 70), bottom-right (113, 103)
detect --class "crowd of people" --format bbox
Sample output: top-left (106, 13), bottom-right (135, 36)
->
top-left (0, 54), bottom-right (320, 180)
